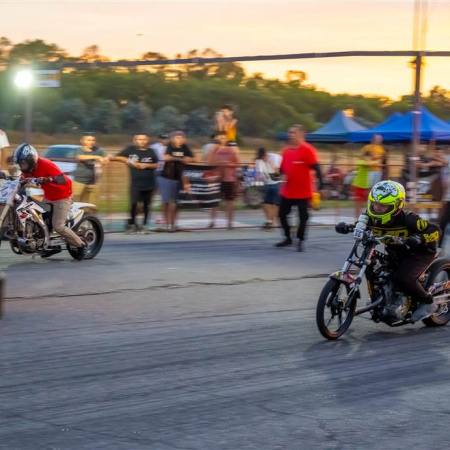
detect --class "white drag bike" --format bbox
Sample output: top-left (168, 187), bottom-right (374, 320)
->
top-left (0, 172), bottom-right (104, 259)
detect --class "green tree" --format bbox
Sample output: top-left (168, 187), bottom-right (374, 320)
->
top-left (121, 101), bottom-right (152, 134)
top-left (185, 107), bottom-right (213, 136)
top-left (8, 39), bottom-right (68, 65)
top-left (53, 98), bottom-right (86, 130)
top-left (89, 100), bottom-right (120, 133)
top-left (33, 112), bottom-right (52, 133)
top-left (0, 37), bottom-right (12, 67)
top-left (149, 106), bottom-right (186, 135)
top-left (79, 45), bottom-right (110, 63)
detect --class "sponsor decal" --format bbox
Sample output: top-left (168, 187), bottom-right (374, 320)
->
top-left (416, 219), bottom-right (428, 231)
top-left (423, 231), bottom-right (439, 243)
top-left (373, 182), bottom-right (398, 201)
top-left (372, 227), bottom-right (409, 238)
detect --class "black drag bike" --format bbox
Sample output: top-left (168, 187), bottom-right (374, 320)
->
top-left (316, 228), bottom-right (450, 340)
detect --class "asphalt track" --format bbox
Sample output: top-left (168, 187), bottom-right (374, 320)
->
top-left (1, 228), bottom-right (450, 449)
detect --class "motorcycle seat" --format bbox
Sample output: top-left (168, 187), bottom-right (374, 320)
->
top-left (31, 198), bottom-right (52, 213)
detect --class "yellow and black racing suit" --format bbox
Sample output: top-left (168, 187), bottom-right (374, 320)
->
top-left (368, 210), bottom-right (439, 303)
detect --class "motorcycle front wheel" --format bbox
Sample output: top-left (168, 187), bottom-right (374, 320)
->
top-left (316, 279), bottom-right (356, 340)
top-left (67, 215), bottom-right (104, 260)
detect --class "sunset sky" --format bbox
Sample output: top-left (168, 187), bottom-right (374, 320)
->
top-left (1, 0), bottom-right (449, 99)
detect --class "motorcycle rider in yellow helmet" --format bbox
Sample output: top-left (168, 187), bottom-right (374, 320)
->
top-left (336, 180), bottom-right (440, 322)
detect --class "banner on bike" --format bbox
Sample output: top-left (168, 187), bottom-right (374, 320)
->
top-left (178, 164), bottom-right (221, 209)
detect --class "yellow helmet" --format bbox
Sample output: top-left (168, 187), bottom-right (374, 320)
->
top-left (367, 180), bottom-right (405, 225)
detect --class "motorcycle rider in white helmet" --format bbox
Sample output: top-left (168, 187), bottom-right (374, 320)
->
top-left (14, 143), bottom-right (88, 260)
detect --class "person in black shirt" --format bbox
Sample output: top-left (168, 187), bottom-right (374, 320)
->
top-left (159, 131), bottom-right (194, 231)
top-left (111, 135), bottom-right (158, 233)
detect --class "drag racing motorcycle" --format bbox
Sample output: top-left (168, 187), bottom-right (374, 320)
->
top-left (316, 226), bottom-right (450, 340)
top-left (0, 172), bottom-right (104, 259)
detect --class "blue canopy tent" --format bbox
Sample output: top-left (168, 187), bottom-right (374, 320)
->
top-left (344, 112), bottom-right (403, 143)
top-left (350, 107), bottom-right (450, 143)
top-left (306, 110), bottom-right (367, 143)
top-left (275, 110), bottom-right (367, 142)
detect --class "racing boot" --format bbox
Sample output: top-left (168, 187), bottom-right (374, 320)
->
top-left (73, 238), bottom-right (89, 261)
top-left (411, 296), bottom-right (438, 323)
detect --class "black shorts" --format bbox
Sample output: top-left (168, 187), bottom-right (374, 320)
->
top-left (221, 181), bottom-right (237, 201)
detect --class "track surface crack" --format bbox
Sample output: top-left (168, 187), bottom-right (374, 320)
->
top-left (5, 273), bottom-right (329, 301)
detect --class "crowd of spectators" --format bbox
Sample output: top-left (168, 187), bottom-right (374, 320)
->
top-left (2, 112), bottom-right (450, 248)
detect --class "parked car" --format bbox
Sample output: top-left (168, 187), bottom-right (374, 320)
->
top-left (42, 145), bottom-right (79, 179)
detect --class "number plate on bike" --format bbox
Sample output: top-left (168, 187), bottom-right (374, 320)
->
top-left (49, 239), bottom-right (66, 247)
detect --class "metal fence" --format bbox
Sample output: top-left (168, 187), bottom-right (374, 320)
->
top-left (79, 158), bottom-right (445, 231)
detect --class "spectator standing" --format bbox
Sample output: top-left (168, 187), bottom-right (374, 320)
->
top-left (417, 142), bottom-right (446, 201)
top-left (276, 125), bottom-right (323, 252)
top-left (215, 104), bottom-right (238, 144)
top-left (324, 155), bottom-right (344, 211)
top-left (150, 133), bottom-right (169, 227)
top-left (439, 146), bottom-right (450, 249)
top-left (159, 131), bottom-right (195, 231)
top-left (208, 132), bottom-right (240, 229)
top-left (111, 135), bottom-right (158, 234)
top-left (72, 134), bottom-right (107, 211)
top-left (202, 134), bottom-right (219, 162)
top-left (352, 151), bottom-right (374, 218)
top-left (150, 133), bottom-right (169, 174)
top-left (360, 134), bottom-right (385, 187)
top-left (255, 147), bottom-right (281, 229)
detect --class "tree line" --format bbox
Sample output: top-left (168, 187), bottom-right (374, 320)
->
top-left (0, 37), bottom-right (449, 138)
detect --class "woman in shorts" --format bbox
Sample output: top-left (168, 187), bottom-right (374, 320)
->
top-left (255, 147), bottom-right (281, 229)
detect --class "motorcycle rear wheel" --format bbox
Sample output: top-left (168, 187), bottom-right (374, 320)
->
top-left (316, 279), bottom-right (356, 340)
top-left (67, 215), bottom-right (104, 260)
top-left (422, 259), bottom-right (450, 327)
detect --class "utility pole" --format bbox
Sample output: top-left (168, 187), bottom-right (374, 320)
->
top-left (409, 54), bottom-right (422, 205)
top-left (24, 89), bottom-right (33, 143)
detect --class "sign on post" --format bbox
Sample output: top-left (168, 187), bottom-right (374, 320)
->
top-left (34, 70), bottom-right (61, 88)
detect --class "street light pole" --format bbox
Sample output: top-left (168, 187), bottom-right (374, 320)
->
top-left (409, 54), bottom-right (422, 205)
top-left (24, 88), bottom-right (33, 143)
top-left (14, 69), bottom-right (34, 144)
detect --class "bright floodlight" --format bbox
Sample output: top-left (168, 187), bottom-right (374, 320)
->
top-left (14, 70), bottom-right (33, 88)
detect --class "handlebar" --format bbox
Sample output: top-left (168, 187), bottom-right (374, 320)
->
top-left (0, 171), bottom-right (45, 185)
top-left (363, 232), bottom-right (407, 247)
top-left (20, 177), bottom-right (44, 186)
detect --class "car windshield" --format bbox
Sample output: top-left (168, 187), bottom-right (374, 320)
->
top-left (44, 146), bottom-right (77, 159)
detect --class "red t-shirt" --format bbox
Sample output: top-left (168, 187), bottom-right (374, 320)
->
top-left (22, 158), bottom-right (72, 201)
top-left (280, 143), bottom-right (318, 199)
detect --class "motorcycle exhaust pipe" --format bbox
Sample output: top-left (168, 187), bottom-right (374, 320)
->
top-left (29, 210), bottom-right (50, 249)
top-left (434, 293), bottom-right (450, 305)
top-left (355, 295), bottom-right (384, 316)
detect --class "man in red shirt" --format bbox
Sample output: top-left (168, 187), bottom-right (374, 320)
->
top-left (14, 144), bottom-right (88, 260)
top-left (276, 125), bottom-right (323, 252)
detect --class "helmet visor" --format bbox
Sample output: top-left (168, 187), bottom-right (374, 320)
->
top-left (18, 160), bottom-right (31, 172)
top-left (369, 201), bottom-right (394, 216)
